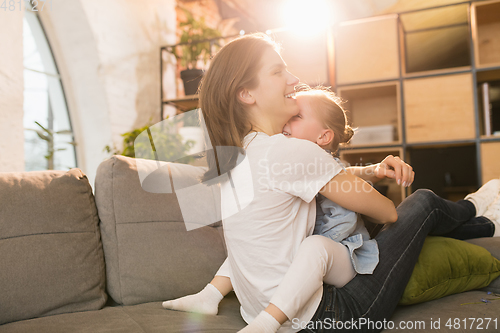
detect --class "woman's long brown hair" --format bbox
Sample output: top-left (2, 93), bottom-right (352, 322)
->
top-left (199, 33), bottom-right (279, 183)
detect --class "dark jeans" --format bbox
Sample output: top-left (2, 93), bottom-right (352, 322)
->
top-left (299, 189), bottom-right (495, 333)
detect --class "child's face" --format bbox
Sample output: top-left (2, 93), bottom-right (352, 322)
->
top-left (282, 95), bottom-right (326, 144)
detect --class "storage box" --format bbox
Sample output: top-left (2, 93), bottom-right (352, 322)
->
top-left (349, 124), bottom-right (394, 145)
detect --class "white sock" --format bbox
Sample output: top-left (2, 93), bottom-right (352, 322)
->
top-left (237, 311), bottom-right (281, 333)
top-left (162, 283), bottom-right (224, 315)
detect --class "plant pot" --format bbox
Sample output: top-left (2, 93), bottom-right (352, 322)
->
top-left (180, 69), bottom-right (204, 96)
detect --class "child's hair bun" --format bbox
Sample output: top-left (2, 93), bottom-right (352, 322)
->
top-left (342, 125), bottom-right (355, 144)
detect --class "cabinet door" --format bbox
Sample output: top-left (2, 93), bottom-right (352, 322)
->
top-left (336, 15), bottom-right (400, 85)
top-left (404, 73), bottom-right (476, 143)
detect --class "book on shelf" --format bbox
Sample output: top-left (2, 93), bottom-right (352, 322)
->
top-left (482, 82), bottom-right (492, 136)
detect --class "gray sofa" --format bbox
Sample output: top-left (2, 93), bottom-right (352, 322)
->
top-left (0, 155), bottom-right (499, 332)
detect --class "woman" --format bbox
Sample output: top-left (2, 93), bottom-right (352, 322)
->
top-left (175, 33), bottom-right (499, 333)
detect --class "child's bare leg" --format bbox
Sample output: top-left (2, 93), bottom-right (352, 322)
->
top-left (162, 261), bottom-right (233, 315)
top-left (210, 275), bottom-right (233, 296)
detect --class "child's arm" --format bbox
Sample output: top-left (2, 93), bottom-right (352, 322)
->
top-left (319, 171), bottom-right (398, 224)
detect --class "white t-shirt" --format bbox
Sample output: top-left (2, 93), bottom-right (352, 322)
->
top-left (220, 132), bottom-right (343, 332)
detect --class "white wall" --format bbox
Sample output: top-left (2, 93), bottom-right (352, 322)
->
top-left (0, 9), bottom-right (24, 172)
top-left (37, 0), bottom-right (176, 186)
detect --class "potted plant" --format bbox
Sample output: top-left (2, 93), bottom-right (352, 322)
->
top-left (103, 117), bottom-right (195, 164)
top-left (175, 8), bottom-right (222, 95)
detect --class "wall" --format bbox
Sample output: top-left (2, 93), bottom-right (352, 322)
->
top-left (0, 0), bottom-right (467, 180)
top-left (37, 0), bottom-right (177, 185)
top-left (0, 9), bottom-right (24, 172)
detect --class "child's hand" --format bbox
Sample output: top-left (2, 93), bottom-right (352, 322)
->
top-left (374, 155), bottom-right (414, 187)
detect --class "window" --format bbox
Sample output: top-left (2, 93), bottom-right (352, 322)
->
top-left (23, 8), bottom-right (76, 171)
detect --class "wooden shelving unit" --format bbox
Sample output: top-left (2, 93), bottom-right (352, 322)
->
top-left (160, 34), bottom-right (242, 118)
top-left (401, 3), bottom-right (471, 75)
top-left (335, 15), bottom-right (400, 85)
top-left (333, 0), bottom-right (500, 203)
top-left (162, 95), bottom-right (199, 113)
top-left (477, 68), bottom-right (500, 137)
top-left (338, 82), bottom-right (401, 147)
top-left (472, 0), bottom-right (500, 68)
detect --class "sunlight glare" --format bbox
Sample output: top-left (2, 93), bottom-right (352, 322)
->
top-left (282, 0), bottom-right (333, 36)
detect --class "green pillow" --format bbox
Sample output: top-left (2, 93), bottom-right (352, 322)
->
top-left (399, 236), bottom-right (500, 305)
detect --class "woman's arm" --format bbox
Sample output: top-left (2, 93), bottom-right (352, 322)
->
top-left (345, 155), bottom-right (415, 187)
top-left (319, 171), bottom-right (398, 224)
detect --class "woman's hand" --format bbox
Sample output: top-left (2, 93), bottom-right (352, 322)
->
top-left (374, 155), bottom-right (414, 187)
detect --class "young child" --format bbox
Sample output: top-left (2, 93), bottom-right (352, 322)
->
top-left (163, 85), bottom-right (384, 316)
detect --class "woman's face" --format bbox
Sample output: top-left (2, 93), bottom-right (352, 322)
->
top-left (247, 47), bottom-right (300, 124)
top-left (282, 95), bottom-right (326, 143)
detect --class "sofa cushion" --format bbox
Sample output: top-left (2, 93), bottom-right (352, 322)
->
top-left (466, 237), bottom-right (500, 294)
top-left (94, 155), bottom-right (227, 305)
top-left (388, 290), bottom-right (500, 332)
top-left (399, 236), bottom-right (500, 305)
top-left (0, 293), bottom-right (246, 333)
top-left (0, 169), bottom-right (107, 325)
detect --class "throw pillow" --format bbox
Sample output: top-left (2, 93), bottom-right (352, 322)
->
top-left (399, 236), bottom-right (500, 305)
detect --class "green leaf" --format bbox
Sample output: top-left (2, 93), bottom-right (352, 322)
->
top-left (34, 121), bottom-right (51, 134)
top-left (35, 130), bottom-right (50, 142)
top-left (176, 7), bottom-right (222, 69)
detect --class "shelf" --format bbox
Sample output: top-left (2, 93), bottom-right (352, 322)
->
top-left (480, 135), bottom-right (500, 141)
top-left (477, 69), bottom-right (500, 136)
top-left (162, 95), bottom-right (199, 112)
top-left (335, 15), bottom-right (400, 85)
top-left (405, 139), bottom-right (477, 148)
top-left (404, 72), bottom-right (475, 143)
top-left (401, 3), bottom-right (470, 74)
top-left (337, 82), bottom-right (400, 147)
top-left (403, 66), bottom-right (471, 79)
top-left (472, 0), bottom-right (500, 68)
top-left (407, 144), bottom-right (478, 200)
